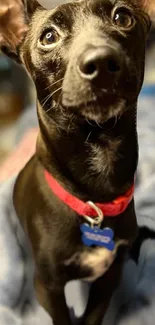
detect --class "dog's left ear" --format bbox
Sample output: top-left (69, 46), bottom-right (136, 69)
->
top-left (23, 0), bottom-right (43, 17)
top-left (0, 0), bottom-right (44, 62)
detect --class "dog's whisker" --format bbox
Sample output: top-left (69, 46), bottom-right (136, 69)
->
top-left (110, 116), bottom-right (118, 129)
top-left (50, 86), bottom-right (63, 98)
top-left (85, 131), bottom-right (92, 143)
top-left (44, 103), bottom-right (62, 134)
top-left (42, 93), bottom-right (53, 109)
top-left (56, 91), bottom-right (63, 108)
top-left (44, 87), bottom-right (63, 113)
top-left (95, 120), bottom-right (104, 129)
top-left (67, 114), bottom-right (76, 134)
top-left (44, 78), bottom-right (64, 91)
top-left (45, 104), bottom-right (56, 114)
top-left (86, 118), bottom-right (96, 127)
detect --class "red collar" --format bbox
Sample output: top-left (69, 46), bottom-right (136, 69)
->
top-left (44, 169), bottom-right (134, 219)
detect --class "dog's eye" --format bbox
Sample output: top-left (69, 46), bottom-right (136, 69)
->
top-left (113, 9), bottom-right (135, 29)
top-left (40, 29), bottom-right (60, 47)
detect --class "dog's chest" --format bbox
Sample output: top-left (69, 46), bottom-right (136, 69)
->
top-left (88, 137), bottom-right (121, 177)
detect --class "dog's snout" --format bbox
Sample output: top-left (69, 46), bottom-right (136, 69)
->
top-left (77, 46), bottom-right (122, 87)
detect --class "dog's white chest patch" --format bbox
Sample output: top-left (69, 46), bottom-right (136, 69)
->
top-left (80, 247), bottom-right (115, 281)
top-left (65, 240), bottom-right (127, 282)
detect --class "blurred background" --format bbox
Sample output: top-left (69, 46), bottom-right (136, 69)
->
top-left (0, 0), bottom-right (155, 165)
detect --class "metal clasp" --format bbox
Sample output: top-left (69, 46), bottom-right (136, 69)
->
top-left (83, 201), bottom-right (104, 228)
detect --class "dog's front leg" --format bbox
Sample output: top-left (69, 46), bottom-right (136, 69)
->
top-left (35, 275), bottom-right (72, 325)
top-left (82, 258), bottom-right (124, 325)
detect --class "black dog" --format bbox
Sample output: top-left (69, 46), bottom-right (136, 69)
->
top-left (0, 0), bottom-right (154, 324)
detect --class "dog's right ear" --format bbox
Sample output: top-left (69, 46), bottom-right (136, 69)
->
top-left (138, 0), bottom-right (155, 20)
top-left (0, 0), bottom-right (43, 62)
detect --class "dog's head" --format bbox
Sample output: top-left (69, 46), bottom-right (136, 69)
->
top-left (0, 0), bottom-right (154, 124)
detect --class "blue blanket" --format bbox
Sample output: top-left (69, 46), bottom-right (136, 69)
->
top-left (0, 89), bottom-right (155, 325)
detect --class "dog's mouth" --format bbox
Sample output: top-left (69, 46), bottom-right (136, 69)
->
top-left (84, 114), bottom-right (120, 130)
top-left (61, 90), bottom-right (126, 124)
top-left (80, 95), bottom-right (125, 123)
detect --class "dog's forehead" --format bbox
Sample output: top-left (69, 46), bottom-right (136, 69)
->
top-left (31, 0), bottom-right (135, 32)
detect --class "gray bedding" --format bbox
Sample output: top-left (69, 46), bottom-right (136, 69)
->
top-left (0, 89), bottom-right (155, 325)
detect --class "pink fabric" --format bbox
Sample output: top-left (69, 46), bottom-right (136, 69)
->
top-left (0, 128), bottom-right (38, 183)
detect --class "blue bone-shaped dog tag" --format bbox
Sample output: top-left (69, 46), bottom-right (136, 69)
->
top-left (80, 224), bottom-right (115, 251)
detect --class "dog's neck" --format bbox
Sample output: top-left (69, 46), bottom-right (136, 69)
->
top-left (37, 102), bottom-right (138, 203)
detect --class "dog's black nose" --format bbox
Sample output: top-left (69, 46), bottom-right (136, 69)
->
top-left (77, 46), bottom-right (121, 87)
